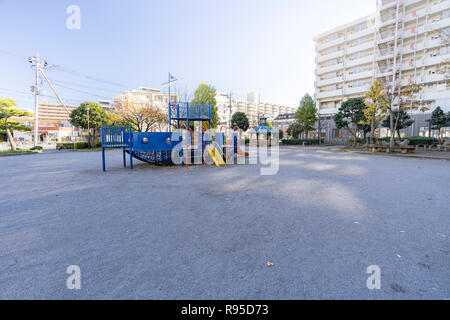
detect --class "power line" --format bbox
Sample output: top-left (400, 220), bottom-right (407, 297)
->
top-left (51, 65), bottom-right (128, 89)
top-left (0, 49), bottom-right (26, 60)
top-left (49, 78), bottom-right (120, 94)
top-left (51, 82), bottom-right (112, 99)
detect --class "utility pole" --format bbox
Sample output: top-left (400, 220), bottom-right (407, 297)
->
top-left (29, 54), bottom-right (71, 145)
top-left (229, 92), bottom-right (233, 128)
top-left (31, 53), bottom-right (41, 146)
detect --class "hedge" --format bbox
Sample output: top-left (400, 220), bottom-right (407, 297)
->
top-left (282, 139), bottom-right (324, 145)
top-left (56, 142), bottom-right (89, 150)
top-left (377, 136), bottom-right (439, 146)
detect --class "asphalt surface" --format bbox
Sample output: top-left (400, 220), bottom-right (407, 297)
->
top-left (0, 147), bottom-right (449, 299)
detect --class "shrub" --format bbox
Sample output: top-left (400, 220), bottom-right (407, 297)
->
top-left (56, 143), bottom-right (74, 149)
top-left (74, 142), bottom-right (89, 149)
top-left (30, 146), bottom-right (43, 151)
top-left (377, 136), bottom-right (438, 146)
top-left (281, 139), bottom-right (324, 145)
top-left (348, 138), bottom-right (364, 144)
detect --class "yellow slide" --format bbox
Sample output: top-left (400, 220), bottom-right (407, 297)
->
top-left (206, 143), bottom-right (226, 166)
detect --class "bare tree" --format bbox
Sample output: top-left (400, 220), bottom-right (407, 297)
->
top-left (380, 79), bottom-right (428, 148)
top-left (113, 96), bottom-right (167, 132)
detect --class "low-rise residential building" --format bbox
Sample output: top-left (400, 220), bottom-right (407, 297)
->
top-left (119, 87), bottom-right (178, 113)
top-left (215, 92), bottom-right (297, 128)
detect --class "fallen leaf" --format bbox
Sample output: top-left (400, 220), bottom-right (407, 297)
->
top-left (396, 254), bottom-right (402, 259)
top-left (266, 261), bottom-right (274, 267)
top-left (354, 221), bottom-right (359, 224)
top-left (437, 233), bottom-right (447, 238)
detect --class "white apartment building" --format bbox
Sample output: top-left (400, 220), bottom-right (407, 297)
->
top-left (314, 0), bottom-right (449, 140)
top-left (215, 92), bottom-right (297, 128)
top-left (119, 87), bottom-right (179, 114)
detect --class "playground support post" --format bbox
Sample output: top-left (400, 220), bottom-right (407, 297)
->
top-left (129, 126), bottom-right (133, 169)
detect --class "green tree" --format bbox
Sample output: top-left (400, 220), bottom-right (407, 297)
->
top-left (287, 122), bottom-right (303, 139)
top-left (381, 110), bottom-right (414, 139)
top-left (333, 98), bottom-right (365, 145)
top-left (231, 112), bottom-right (249, 131)
top-left (430, 106), bottom-right (448, 142)
top-left (191, 83), bottom-right (219, 128)
top-left (295, 94), bottom-right (317, 138)
top-left (278, 128), bottom-right (284, 140)
top-left (70, 102), bottom-right (109, 147)
top-left (0, 98), bottom-right (33, 151)
top-left (362, 80), bottom-right (388, 144)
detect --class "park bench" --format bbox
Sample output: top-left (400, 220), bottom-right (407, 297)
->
top-left (437, 140), bottom-right (450, 152)
top-left (369, 140), bottom-right (415, 154)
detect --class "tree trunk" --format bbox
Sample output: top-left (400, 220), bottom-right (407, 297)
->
top-left (5, 127), bottom-right (16, 151)
top-left (87, 128), bottom-right (91, 148)
top-left (318, 116), bottom-right (321, 145)
top-left (389, 112), bottom-right (395, 149)
top-left (370, 117), bottom-right (375, 145)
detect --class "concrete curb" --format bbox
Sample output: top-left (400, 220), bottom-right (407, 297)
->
top-left (342, 149), bottom-right (450, 161)
top-left (0, 152), bottom-right (38, 157)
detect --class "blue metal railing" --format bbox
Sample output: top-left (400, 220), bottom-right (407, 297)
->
top-left (101, 126), bottom-right (133, 171)
top-left (101, 126), bottom-right (132, 147)
top-left (170, 102), bottom-right (211, 120)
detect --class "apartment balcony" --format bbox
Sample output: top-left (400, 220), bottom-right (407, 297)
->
top-left (344, 85), bottom-right (370, 95)
top-left (316, 62), bottom-right (344, 75)
top-left (403, 0), bottom-right (425, 7)
top-left (379, 0), bottom-right (397, 11)
top-left (347, 55), bottom-right (374, 68)
top-left (376, 31), bottom-right (396, 44)
top-left (316, 36), bottom-right (345, 51)
top-left (421, 89), bottom-right (450, 101)
top-left (427, 16), bottom-right (450, 33)
top-left (403, 17), bottom-right (450, 40)
top-left (376, 65), bottom-right (401, 77)
top-left (426, 53), bottom-right (450, 68)
top-left (380, 14), bottom-right (403, 27)
top-left (375, 48), bottom-right (394, 60)
top-left (316, 89), bottom-right (343, 99)
top-left (401, 74), bottom-right (447, 86)
top-left (347, 27), bottom-right (375, 41)
top-left (316, 49), bottom-right (345, 63)
top-left (401, 39), bottom-right (441, 55)
top-left (316, 76), bottom-right (344, 87)
top-left (346, 70), bottom-right (373, 81)
top-left (346, 41), bottom-right (374, 55)
top-left (401, 59), bottom-right (424, 71)
top-left (404, 1), bottom-right (450, 23)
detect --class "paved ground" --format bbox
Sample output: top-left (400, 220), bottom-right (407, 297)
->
top-left (0, 147), bottom-right (449, 299)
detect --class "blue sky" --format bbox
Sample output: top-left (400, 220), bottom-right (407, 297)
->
top-left (0, 0), bottom-right (375, 111)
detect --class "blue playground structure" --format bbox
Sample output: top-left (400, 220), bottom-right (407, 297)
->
top-left (101, 101), bottom-right (247, 171)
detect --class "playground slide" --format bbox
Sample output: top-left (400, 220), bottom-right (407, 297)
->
top-left (206, 145), bottom-right (226, 166)
top-left (237, 147), bottom-right (249, 157)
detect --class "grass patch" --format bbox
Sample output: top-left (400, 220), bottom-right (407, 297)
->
top-left (0, 149), bottom-right (34, 154)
